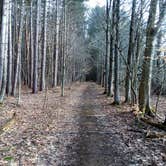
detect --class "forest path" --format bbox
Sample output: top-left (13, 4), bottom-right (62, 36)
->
top-left (0, 83), bottom-right (165, 165)
top-left (37, 83), bottom-right (128, 165)
top-left (62, 83), bottom-right (127, 166)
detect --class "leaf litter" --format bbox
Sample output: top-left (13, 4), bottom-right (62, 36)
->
top-left (0, 82), bottom-right (165, 165)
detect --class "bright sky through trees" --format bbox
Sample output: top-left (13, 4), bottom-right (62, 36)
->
top-left (85, 0), bottom-right (105, 8)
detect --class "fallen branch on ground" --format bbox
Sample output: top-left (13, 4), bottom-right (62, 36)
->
top-left (141, 117), bottom-right (166, 132)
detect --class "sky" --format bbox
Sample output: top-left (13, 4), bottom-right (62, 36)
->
top-left (85, 0), bottom-right (105, 8)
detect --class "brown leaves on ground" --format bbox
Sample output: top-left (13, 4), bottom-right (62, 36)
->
top-left (0, 82), bottom-right (165, 165)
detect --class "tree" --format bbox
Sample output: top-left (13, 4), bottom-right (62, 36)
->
top-left (125, 0), bottom-right (136, 103)
top-left (52, 0), bottom-right (59, 87)
top-left (0, 0), bottom-right (9, 102)
top-left (30, 0), bottom-right (34, 88)
top-left (40, 0), bottom-right (47, 91)
top-left (12, 0), bottom-right (25, 98)
top-left (108, 0), bottom-right (115, 97)
top-left (6, 0), bottom-right (13, 95)
top-left (32, 0), bottom-right (40, 94)
top-left (139, 0), bottom-right (166, 114)
top-left (0, 0), bottom-right (4, 90)
top-left (104, 0), bottom-right (109, 94)
top-left (113, 0), bottom-right (120, 105)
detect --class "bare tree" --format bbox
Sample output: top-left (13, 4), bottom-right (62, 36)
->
top-left (0, 0), bottom-right (9, 102)
top-left (32, 0), bottom-right (40, 94)
top-left (53, 0), bottom-right (59, 88)
top-left (12, 0), bottom-right (24, 98)
top-left (40, 0), bottom-right (47, 91)
top-left (139, 0), bottom-right (166, 114)
top-left (113, 0), bottom-right (120, 105)
top-left (7, 0), bottom-right (13, 95)
top-left (104, 0), bottom-right (109, 94)
top-left (125, 0), bottom-right (136, 103)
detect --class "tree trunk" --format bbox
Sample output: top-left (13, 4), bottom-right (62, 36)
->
top-left (12, 0), bottom-right (24, 97)
top-left (18, 0), bottom-right (24, 104)
top-left (61, 0), bottom-right (66, 97)
top-left (7, 0), bottom-right (13, 95)
top-left (139, 0), bottom-right (158, 113)
top-left (40, 0), bottom-right (47, 91)
top-left (0, 0), bottom-right (3, 32)
top-left (104, 0), bottom-right (109, 94)
top-left (53, 0), bottom-right (59, 87)
top-left (113, 0), bottom-right (120, 105)
top-left (32, 0), bottom-right (40, 94)
top-left (0, 0), bottom-right (9, 103)
top-left (108, 0), bottom-right (115, 97)
top-left (30, 0), bottom-right (34, 88)
top-left (0, 0), bottom-right (4, 90)
top-left (125, 0), bottom-right (136, 103)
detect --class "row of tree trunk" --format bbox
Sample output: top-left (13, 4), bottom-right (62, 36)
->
top-left (0, 0), bottom-right (87, 103)
top-left (101, 0), bottom-right (166, 115)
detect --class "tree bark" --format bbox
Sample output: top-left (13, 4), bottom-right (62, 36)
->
top-left (53, 0), bottom-right (59, 87)
top-left (104, 0), bottom-right (109, 94)
top-left (32, 0), bottom-right (40, 94)
top-left (12, 0), bottom-right (24, 97)
top-left (0, 0), bottom-right (9, 102)
top-left (0, 0), bottom-right (4, 90)
top-left (40, 0), bottom-right (47, 91)
top-left (113, 0), bottom-right (120, 105)
top-left (108, 0), bottom-right (115, 97)
top-left (125, 0), bottom-right (136, 103)
top-left (139, 0), bottom-right (158, 113)
top-left (30, 0), bottom-right (34, 88)
top-left (61, 0), bottom-right (66, 97)
top-left (7, 0), bottom-right (12, 95)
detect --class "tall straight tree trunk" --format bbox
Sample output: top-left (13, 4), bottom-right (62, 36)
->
top-left (25, 17), bottom-right (30, 87)
top-left (32, 0), bottom-right (40, 94)
top-left (108, 0), bottom-right (115, 97)
top-left (53, 0), bottom-right (59, 87)
top-left (30, 0), bottom-right (34, 88)
top-left (125, 0), bottom-right (136, 103)
top-left (40, 0), bottom-right (47, 91)
top-left (61, 0), bottom-right (66, 97)
top-left (113, 0), bottom-right (120, 105)
top-left (139, 0), bottom-right (166, 113)
top-left (12, 0), bottom-right (24, 97)
top-left (0, 0), bottom-right (3, 32)
top-left (131, 0), bottom-right (143, 105)
top-left (7, 0), bottom-right (13, 95)
top-left (156, 30), bottom-right (162, 67)
top-left (139, 0), bottom-right (158, 113)
top-left (18, 0), bottom-right (24, 104)
top-left (104, 0), bottom-right (109, 94)
top-left (0, 0), bottom-right (9, 102)
top-left (0, 0), bottom-right (4, 90)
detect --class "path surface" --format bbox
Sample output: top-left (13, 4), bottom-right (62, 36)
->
top-left (57, 83), bottom-right (127, 166)
top-left (0, 83), bottom-right (165, 165)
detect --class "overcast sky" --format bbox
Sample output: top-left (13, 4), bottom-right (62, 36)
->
top-left (85, 0), bottom-right (105, 8)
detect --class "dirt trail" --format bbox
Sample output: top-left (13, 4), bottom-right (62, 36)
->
top-left (0, 83), bottom-right (165, 165)
top-left (68, 84), bottom-right (127, 166)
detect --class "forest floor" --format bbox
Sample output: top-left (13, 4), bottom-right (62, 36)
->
top-left (0, 82), bottom-right (165, 166)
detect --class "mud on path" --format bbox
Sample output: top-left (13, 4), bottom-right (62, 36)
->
top-left (0, 83), bottom-right (165, 165)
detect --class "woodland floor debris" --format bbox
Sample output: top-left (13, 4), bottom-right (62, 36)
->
top-left (0, 82), bottom-right (165, 165)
